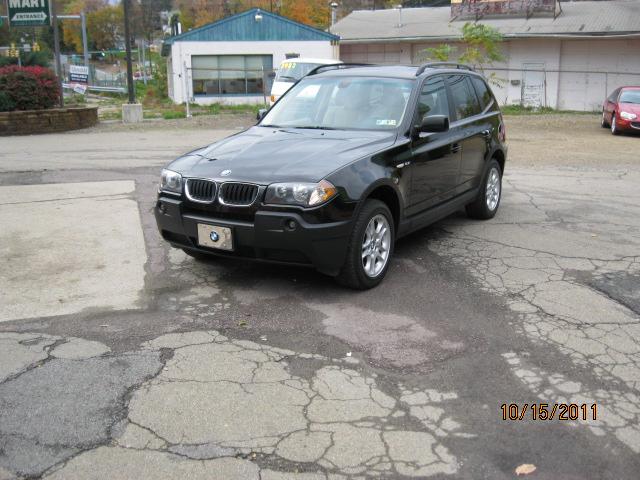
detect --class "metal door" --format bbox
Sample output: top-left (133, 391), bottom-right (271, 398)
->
top-left (521, 63), bottom-right (546, 108)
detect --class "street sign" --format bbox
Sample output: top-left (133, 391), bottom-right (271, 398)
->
top-left (69, 64), bottom-right (89, 84)
top-left (7, 0), bottom-right (51, 27)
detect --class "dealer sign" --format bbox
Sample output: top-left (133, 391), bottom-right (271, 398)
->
top-left (7, 0), bottom-right (51, 27)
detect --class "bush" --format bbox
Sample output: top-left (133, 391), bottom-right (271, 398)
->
top-left (0, 66), bottom-right (60, 112)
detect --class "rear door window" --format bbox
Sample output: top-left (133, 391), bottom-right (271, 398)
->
top-left (447, 74), bottom-right (482, 121)
top-left (470, 76), bottom-right (494, 111)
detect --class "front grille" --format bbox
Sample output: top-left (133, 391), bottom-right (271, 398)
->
top-left (186, 178), bottom-right (216, 203)
top-left (219, 183), bottom-right (259, 206)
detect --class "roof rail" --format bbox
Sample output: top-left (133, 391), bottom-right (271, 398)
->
top-left (306, 63), bottom-right (372, 76)
top-left (415, 62), bottom-right (474, 76)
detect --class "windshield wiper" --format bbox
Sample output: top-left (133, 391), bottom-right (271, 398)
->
top-left (260, 124), bottom-right (282, 128)
top-left (293, 126), bottom-right (339, 130)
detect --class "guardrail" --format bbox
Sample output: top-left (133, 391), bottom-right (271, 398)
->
top-left (62, 83), bottom-right (126, 94)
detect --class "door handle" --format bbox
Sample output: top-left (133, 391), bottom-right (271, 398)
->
top-left (451, 143), bottom-right (461, 153)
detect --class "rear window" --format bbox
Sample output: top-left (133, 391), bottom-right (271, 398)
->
top-left (275, 62), bottom-right (327, 83)
top-left (471, 76), bottom-right (494, 111)
top-left (447, 75), bottom-right (482, 120)
top-left (619, 90), bottom-right (640, 104)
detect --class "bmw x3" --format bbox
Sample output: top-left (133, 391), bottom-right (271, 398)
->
top-left (155, 63), bottom-right (507, 289)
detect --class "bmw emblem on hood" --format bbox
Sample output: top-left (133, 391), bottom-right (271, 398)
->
top-left (210, 231), bottom-right (219, 242)
top-left (220, 169), bottom-right (232, 177)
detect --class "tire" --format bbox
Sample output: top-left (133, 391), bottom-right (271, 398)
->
top-left (601, 110), bottom-right (609, 128)
top-left (182, 248), bottom-right (214, 262)
top-left (335, 199), bottom-right (394, 290)
top-left (611, 113), bottom-right (620, 135)
top-left (466, 159), bottom-right (502, 220)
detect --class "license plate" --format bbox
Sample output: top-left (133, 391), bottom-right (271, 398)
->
top-left (197, 224), bottom-right (233, 251)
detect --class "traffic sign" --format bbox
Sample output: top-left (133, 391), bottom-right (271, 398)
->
top-left (7, 0), bottom-right (51, 27)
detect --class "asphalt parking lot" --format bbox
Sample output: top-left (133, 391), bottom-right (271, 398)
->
top-left (1, 113), bottom-right (639, 479)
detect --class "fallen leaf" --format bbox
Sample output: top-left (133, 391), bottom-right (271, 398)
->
top-left (515, 464), bottom-right (536, 476)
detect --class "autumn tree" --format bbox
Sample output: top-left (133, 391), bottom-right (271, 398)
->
top-left (62, 0), bottom-right (108, 53)
top-left (88, 5), bottom-right (124, 51)
top-left (132, 0), bottom-right (173, 42)
top-left (173, 0), bottom-right (228, 30)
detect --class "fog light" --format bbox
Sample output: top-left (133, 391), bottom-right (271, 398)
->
top-left (286, 219), bottom-right (297, 231)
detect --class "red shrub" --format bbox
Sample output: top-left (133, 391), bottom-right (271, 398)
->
top-left (0, 66), bottom-right (60, 112)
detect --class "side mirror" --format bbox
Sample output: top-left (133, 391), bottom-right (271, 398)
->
top-left (256, 108), bottom-right (268, 121)
top-left (268, 71), bottom-right (276, 79)
top-left (415, 114), bottom-right (449, 135)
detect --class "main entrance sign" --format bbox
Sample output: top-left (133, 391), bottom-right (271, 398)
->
top-left (7, 0), bottom-right (51, 27)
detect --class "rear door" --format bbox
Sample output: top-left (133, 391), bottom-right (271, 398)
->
top-left (446, 74), bottom-right (489, 192)
top-left (407, 75), bottom-right (461, 215)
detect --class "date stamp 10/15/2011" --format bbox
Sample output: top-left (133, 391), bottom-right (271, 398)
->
top-left (501, 403), bottom-right (598, 421)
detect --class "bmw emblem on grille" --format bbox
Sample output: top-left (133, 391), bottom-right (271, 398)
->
top-left (220, 169), bottom-right (232, 177)
top-left (210, 231), bottom-right (219, 242)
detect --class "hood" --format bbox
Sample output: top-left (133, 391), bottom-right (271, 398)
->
top-left (618, 102), bottom-right (640, 116)
top-left (168, 126), bottom-right (396, 184)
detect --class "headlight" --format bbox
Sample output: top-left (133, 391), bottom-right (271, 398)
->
top-left (265, 180), bottom-right (337, 207)
top-left (160, 169), bottom-right (182, 194)
top-left (620, 111), bottom-right (637, 120)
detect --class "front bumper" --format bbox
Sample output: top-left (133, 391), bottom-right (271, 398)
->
top-left (155, 195), bottom-right (353, 276)
top-left (617, 117), bottom-right (640, 131)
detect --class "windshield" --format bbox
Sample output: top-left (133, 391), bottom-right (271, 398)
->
top-left (619, 90), bottom-right (640, 104)
top-left (261, 76), bottom-right (413, 131)
top-left (275, 62), bottom-right (327, 83)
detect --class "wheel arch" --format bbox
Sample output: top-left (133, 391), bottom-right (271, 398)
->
top-left (359, 182), bottom-right (402, 235)
top-left (492, 148), bottom-right (506, 175)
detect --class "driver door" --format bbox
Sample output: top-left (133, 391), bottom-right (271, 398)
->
top-left (407, 75), bottom-right (461, 216)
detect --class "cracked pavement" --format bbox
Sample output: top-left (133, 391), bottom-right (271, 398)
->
top-left (1, 114), bottom-right (639, 479)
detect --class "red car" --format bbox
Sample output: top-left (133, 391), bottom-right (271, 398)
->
top-left (602, 86), bottom-right (640, 135)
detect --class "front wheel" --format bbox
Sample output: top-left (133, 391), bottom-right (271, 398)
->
top-left (336, 199), bottom-right (394, 290)
top-left (611, 114), bottom-right (620, 135)
top-left (466, 159), bottom-right (502, 220)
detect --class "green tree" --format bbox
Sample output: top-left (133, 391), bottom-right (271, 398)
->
top-left (420, 22), bottom-right (505, 83)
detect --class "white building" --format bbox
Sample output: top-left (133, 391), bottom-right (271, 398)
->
top-left (163, 8), bottom-right (340, 105)
top-left (333, 0), bottom-right (640, 111)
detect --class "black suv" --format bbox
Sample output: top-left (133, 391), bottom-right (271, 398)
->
top-left (155, 63), bottom-right (507, 289)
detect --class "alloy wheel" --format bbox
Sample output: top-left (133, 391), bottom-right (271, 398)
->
top-left (361, 214), bottom-right (391, 278)
top-left (485, 167), bottom-right (501, 211)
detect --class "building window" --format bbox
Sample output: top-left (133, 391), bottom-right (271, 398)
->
top-left (192, 55), bottom-right (273, 96)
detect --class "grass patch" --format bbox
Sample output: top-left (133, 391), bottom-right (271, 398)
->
top-left (99, 109), bottom-right (122, 121)
top-left (162, 109), bottom-right (186, 120)
top-left (502, 105), bottom-right (595, 115)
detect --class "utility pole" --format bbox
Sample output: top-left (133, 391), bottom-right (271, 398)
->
top-left (123, 0), bottom-right (135, 104)
top-left (51, 0), bottom-right (64, 107)
top-left (80, 11), bottom-right (90, 83)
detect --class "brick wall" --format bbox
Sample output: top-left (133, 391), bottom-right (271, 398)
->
top-left (0, 107), bottom-right (98, 136)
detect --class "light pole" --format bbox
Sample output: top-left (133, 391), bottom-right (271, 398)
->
top-left (51, 0), bottom-right (64, 107)
top-left (123, 0), bottom-right (135, 104)
top-left (330, 2), bottom-right (338, 31)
